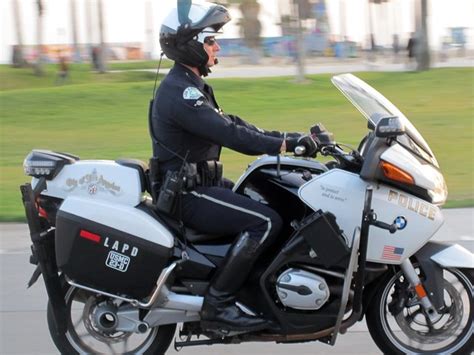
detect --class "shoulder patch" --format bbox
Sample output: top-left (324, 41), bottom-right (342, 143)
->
top-left (183, 87), bottom-right (204, 100)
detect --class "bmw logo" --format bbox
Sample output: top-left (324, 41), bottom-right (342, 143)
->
top-left (394, 216), bottom-right (407, 230)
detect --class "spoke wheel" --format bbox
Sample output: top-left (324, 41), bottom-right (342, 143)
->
top-left (366, 267), bottom-right (473, 354)
top-left (47, 278), bottom-right (176, 355)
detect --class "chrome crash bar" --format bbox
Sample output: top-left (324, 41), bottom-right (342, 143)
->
top-left (66, 261), bottom-right (178, 308)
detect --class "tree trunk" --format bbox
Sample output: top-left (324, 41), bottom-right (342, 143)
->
top-left (145, 0), bottom-right (154, 60)
top-left (85, 0), bottom-right (95, 68)
top-left (70, 0), bottom-right (81, 62)
top-left (34, 0), bottom-right (45, 76)
top-left (416, 0), bottom-right (430, 71)
top-left (97, 0), bottom-right (107, 73)
top-left (239, 0), bottom-right (262, 64)
top-left (12, 0), bottom-right (25, 67)
top-left (293, 1), bottom-right (305, 82)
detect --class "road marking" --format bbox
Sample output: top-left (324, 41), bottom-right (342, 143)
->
top-left (0, 249), bottom-right (30, 255)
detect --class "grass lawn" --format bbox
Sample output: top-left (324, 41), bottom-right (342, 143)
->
top-left (0, 66), bottom-right (473, 221)
top-left (0, 60), bottom-right (172, 91)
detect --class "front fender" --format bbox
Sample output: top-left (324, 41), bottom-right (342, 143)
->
top-left (430, 243), bottom-right (474, 268)
top-left (415, 241), bottom-right (473, 310)
top-left (416, 241), bottom-right (473, 269)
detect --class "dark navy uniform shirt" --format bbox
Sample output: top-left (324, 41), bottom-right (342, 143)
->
top-left (151, 63), bottom-right (284, 173)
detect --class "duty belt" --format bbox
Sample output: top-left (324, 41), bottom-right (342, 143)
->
top-left (194, 160), bottom-right (223, 187)
top-left (149, 158), bottom-right (224, 197)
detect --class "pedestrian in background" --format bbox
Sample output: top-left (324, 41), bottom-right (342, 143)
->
top-left (406, 32), bottom-right (417, 70)
top-left (55, 52), bottom-right (69, 85)
top-left (392, 34), bottom-right (400, 63)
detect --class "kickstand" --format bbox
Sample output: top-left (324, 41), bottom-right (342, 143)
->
top-left (174, 327), bottom-right (192, 352)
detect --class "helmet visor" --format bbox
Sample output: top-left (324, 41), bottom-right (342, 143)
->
top-left (196, 27), bottom-right (223, 44)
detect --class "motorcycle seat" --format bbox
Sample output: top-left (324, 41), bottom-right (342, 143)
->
top-left (159, 212), bottom-right (226, 244)
top-left (140, 200), bottom-right (227, 244)
top-left (116, 159), bottom-right (149, 193)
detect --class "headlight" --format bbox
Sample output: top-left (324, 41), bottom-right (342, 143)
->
top-left (427, 170), bottom-right (448, 205)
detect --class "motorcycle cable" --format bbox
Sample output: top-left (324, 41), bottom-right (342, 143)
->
top-left (276, 132), bottom-right (285, 179)
top-left (176, 152), bottom-right (190, 259)
top-left (148, 54), bottom-right (191, 258)
top-left (148, 53), bottom-right (189, 163)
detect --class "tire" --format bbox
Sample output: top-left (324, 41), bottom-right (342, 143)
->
top-left (47, 277), bottom-right (176, 355)
top-left (366, 267), bottom-right (473, 355)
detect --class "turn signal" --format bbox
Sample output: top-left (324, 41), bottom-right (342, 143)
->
top-left (380, 161), bottom-right (414, 185)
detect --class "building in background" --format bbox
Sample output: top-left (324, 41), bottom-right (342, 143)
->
top-left (1, 0), bottom-right (473, 64)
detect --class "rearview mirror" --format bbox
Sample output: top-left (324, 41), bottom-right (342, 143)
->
top-left (375, 116), bottom-right (405, 138)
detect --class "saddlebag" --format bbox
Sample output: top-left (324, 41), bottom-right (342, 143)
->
top-left (55, 200), bottom-right (174, 299)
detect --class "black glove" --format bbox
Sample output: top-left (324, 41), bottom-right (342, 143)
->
top-left (286, 135), bottom-right (318, 157)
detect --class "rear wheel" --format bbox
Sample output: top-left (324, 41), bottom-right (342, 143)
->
top-left (366, 267), bottom-right (473, 354)
top-left (47, 278), bottom-right (176, 354)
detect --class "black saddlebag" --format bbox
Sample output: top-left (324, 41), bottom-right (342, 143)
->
top-left (55, 210), bottom-right (172, 299)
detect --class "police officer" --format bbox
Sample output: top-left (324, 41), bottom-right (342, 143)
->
top-left (151, 1), bottom-right (317, 333)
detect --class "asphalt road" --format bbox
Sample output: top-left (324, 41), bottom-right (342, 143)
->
top-left (0, 208), bottom-right (472, 355)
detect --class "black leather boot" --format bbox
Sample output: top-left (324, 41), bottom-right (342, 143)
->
top-left (200, 234), bottom-right (270, 333)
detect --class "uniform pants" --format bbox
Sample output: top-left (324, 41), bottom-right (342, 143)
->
top-left (180, 186), bottom-right (282, 246)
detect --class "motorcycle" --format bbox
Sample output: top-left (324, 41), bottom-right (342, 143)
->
top-left (21, 73), bottom-right (473, 354)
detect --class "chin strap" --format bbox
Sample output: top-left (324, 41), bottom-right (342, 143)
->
top-left (199, 58), bottom-right (218, 77)
top-left (199, 65), bottom-right (211, 77)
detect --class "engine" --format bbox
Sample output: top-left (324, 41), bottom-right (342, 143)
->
top-left (276, 268), bottom-right (330, 310)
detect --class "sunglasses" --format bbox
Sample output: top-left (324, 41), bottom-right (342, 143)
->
top-left (204, 37), bottom-right (217, 46)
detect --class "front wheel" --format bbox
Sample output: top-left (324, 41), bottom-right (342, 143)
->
top-left (366, 267), bottom-right (473, 354)
top-left (47, 277), bottom-right (176, 355)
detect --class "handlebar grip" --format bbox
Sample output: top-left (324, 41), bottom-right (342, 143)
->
top-left (294, 145), bottom-right (306, 156)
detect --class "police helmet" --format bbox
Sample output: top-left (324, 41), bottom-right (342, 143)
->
top-left (160, 1), bottom-right (231, 76)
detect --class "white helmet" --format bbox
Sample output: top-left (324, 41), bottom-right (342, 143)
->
top-left (160, 1), bottom-right (231, 76)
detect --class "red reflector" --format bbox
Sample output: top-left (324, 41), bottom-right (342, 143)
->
top-left (79, 230), bottom-right (101, 243)
top-left (38, 206), bottom-right (48, 219)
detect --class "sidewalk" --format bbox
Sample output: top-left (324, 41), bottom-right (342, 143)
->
top-left (112, 54), bottom-right (473, 79)
top-left (205, 53), bottom-right (474, 79)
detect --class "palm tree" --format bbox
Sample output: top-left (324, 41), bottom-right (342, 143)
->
top-left (34, 0), bottom-right (45, 76)
top-left (84, 0), bottom-right (96, 68)
top-left (216, 0), bottom-right (262, 63)
top-left (12, 0), bottom-right (25, 67)
top-left (416, 0), bottom-right (430, 70)
top-left (70, 0), bottom-right (81, 62)
top-left (97, 0), bottom-right (107, 73)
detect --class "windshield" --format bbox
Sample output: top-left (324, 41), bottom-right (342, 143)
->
top-left (331, 74), bottom-right (439, 168)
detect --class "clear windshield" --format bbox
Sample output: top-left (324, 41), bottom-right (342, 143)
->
top-left (331, 74), bottom-right (439, 168)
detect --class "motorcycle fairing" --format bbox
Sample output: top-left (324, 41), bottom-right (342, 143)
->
top-left (233, 155), bottom-right (328, 193)
top-left (380, 144), bottom-right (448, 204)
top-left (331, 73), bottom-right (438, 168)
top-left (299, 169), bottom-right (444, 264)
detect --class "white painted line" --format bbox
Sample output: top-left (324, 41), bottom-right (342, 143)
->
top-left (0, 249), bottom-right (30, 255)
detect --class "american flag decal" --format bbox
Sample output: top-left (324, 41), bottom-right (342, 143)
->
top-left (382, 245), bottom-right (404, 261)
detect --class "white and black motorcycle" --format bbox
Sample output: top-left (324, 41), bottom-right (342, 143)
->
top-left (21, 74), bottom-right (473, 354)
